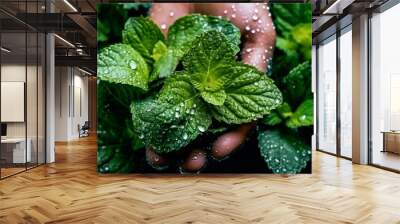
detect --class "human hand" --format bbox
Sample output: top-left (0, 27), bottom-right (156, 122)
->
top-left (148, 3), bottom-right (276, 172)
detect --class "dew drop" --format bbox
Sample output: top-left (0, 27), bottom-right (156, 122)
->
top-left (161, 24), bottom-right (167, 30)
top-left (154, 157), bottom-right (159, 162)
top-left (246, 48), bottom-right (252, 53)
top-left (169, 11), bottom-right (174, 17)
top-left (254, 9), bottom-right (258, 13)
top-left (139, 133), bottom-right (144, 139)
top-left (300, 115), bottom-right (306, 120)
top-left (231, 4), bottom-right (235, 9)
top-left (192, 156), bottom-right (198, 160)
top-left (198, 126), bottom-right (205, 132)
top-left (245, 25), bottom-right (251, 31)
top-left (183, 133), bottom-right (188, 140)
top-left (129, 61), bottom-right (137, 70)
top-left (251, 29), bottom-right (256, 34)
top-left (231, 14), bottom-right (236, 18)
top-left (258, 19), bottom-right (262, 24)
top-left (252, 15), bottom-right (258, 21)
top-left (223, 9), bottom-right (228, 14)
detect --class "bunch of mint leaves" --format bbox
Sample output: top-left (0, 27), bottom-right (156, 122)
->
top-left (97, 4), bottom-right (312, 174)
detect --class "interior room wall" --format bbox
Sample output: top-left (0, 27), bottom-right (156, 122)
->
top-left (1, 64), bottom-right (38, 139)
top-left (54, 66), bottom-right (89, 141)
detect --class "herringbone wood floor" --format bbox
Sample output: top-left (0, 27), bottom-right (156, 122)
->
top-left (1, 136), bottom-right (400, 224)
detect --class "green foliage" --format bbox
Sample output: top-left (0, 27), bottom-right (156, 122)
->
top-left (283, 61), bottom-right (312, 106)
top-left (97, 4), bottom-right (313, 173)
top-left (97, 80), bottom-right (144, 173)
top-left (129, 31), bottom-right (282, 153)
top-left (184, 31), bottom-right (282, 124)
top-left (257, 4), bottom-right (313, 174)
top-left (258, 129), bottom-right (311, 174)
top-left (168, 14), bottom-right (241, 58)
top-left (97, 44), bottom-right (149, 91)
top-left (97, 3), bottom-right (150, 48)
top-left (131, 75), bottom-right (212, 154)
top-left (287, 99), bottom-right (313, 128)
top-left (122, 17), bottom-right (165, 64)
top-left (151, 14), bottom-right (241, 80)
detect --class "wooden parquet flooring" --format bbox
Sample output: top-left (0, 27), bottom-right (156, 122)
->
top-left (1, 136), bottom-right (400, 224)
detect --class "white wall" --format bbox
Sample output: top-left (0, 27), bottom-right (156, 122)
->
top-left (54, 67), bottom-right (89, 141)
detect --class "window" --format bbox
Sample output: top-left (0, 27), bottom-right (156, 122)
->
top-left (370, 3), bottom-right (400, 171)
top-left (317, 35), bottom-right (337, 154)
top-left (339, 26), bottom-right (352, 158)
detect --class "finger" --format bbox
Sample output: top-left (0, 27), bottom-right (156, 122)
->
top-left (212, 122), bottom-right (255, 160)
top-left (149, 3), bottom-right (195, 35)
top-left (180, 149), bottom-right (207, 173)
top-left (240, 5), bottom-right (275, 72)
top-left (146, 147), bottom-right (170, 170)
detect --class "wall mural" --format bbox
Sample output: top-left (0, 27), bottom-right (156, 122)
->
top-left (97, 3), bottom-right (312, 174)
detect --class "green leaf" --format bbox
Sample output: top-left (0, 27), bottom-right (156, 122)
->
top-left (97, 44), bottom-right (149, 90)
top-left (200, 90), bottom-right (226, 106)
top-left (292, 24), bottom-right (312, 60)
top-left (97, 80), bottom-right (143, 173)
top-left (210, 64), bottom-right (283, 124)
top-left (277, 103), bottom-right (293, 119)
top-left (286, 99), bottom-right (313, 128)
top-left (262, 111), bottom-right (282, 126)
top-left (283, 61), bottom-right (311, 106)
top-left (181, 31), bottom-right (282, 124)
top-left (151, 41), bottom-right (168, 61)
top-left (183, 30), bottom-right (236, 76)
top-left (258, 129), bottom-right (311, 174)
top-left (122, 17), bottom-right (165, 63)
top-left (150, 49), bottom-right (179, 81)
top-left (131, 75), bottom-right (212, 153)
top-left (150, 15), bottom-right (241, 80)
top-left (168, 14), bottom-right (241, 58)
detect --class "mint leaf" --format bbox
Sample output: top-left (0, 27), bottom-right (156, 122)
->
top-left (151, 15), bottom-right (241, 80)
top-left (211, 64), bottom-right (282, 124)
top-left (151, 41), bottom-right (168, 61)
top-left (201, 90), bottom-right (226, 106)
top-left (258, 129), bottom-right (311, 174)
top-left (98, 44), bottom-right (149, 90)
top-left (283, 61), bottom-right (311, 106)
top-left (183, 31), bottom-right (236, 75)
top-left (131, 75), bottom-right (212, 153)
top-left (150, 49), bottom-right (179, 80)
top-left (122, 17), bottom-right (165, 63)
top-left (262, 111), bottom-right (282, 126)
top-left (97, 80), bottom-right (143, 173)
top-left (277, 102), bottom-right (293, 119)
top-left (181, 31), bottom-right (282, 124)
top-left (286, 99), bottom-right (313, 128)
top-left (168, 14), bottom-right (240, 58)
